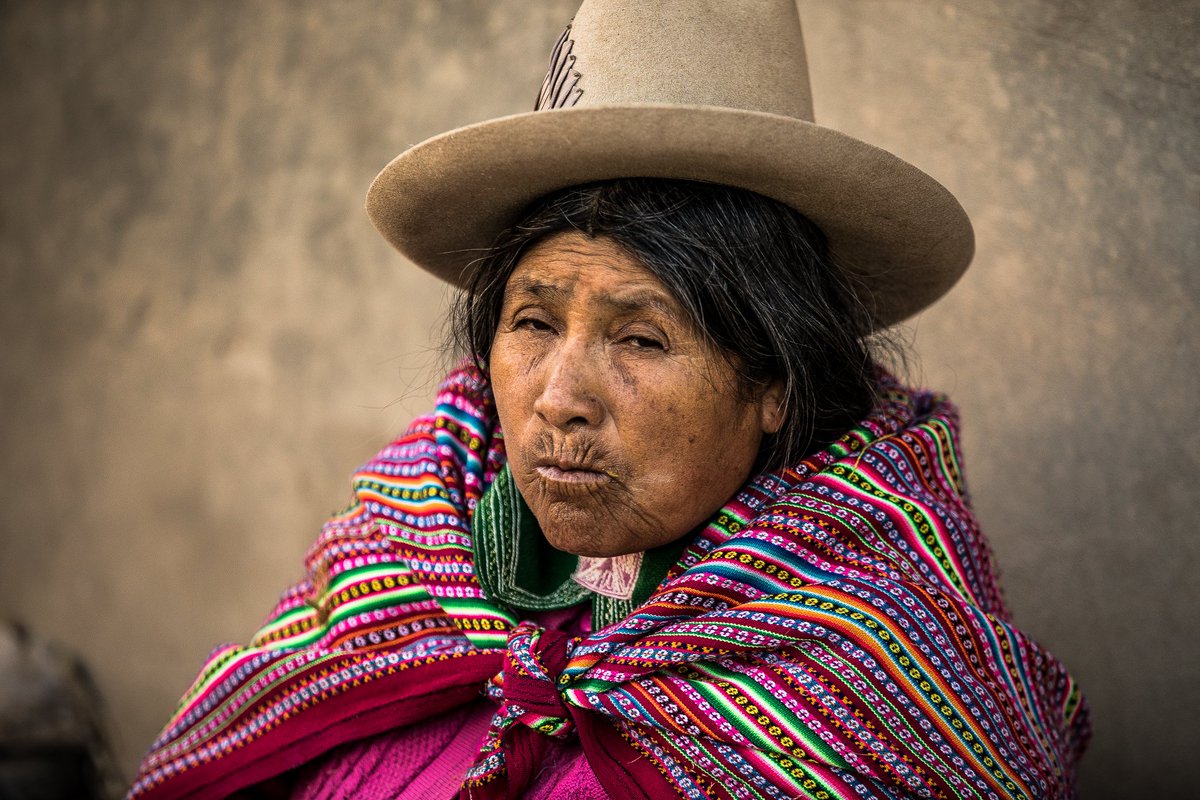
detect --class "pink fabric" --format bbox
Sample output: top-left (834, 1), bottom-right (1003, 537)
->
top-left (290, 701), bottom-right (491, 800)
top-left (525, 739), bottom-right (607, 800)
top-left (291, 703), bottom-right (606, 800)
top-left (291, 606), bottom-right (605, 799)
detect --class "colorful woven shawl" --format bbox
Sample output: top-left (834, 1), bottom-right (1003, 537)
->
top-left (130, 364), bottom-right (1089, 800)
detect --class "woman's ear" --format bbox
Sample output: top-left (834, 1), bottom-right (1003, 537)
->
top-left (758, 380), bottom-right (786, 435)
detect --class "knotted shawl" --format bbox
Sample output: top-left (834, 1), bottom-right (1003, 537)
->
top-left (130, 364), bottom-right (1089, 800)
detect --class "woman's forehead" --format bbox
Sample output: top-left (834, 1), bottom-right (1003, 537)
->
top-left (504, 233), bottom-right (681, 315)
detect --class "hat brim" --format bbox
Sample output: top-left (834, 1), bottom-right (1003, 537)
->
top-left (366, 105), bottom-right (973, 328)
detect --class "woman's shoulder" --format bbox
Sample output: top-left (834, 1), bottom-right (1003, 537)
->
top-left (357, 360), bottom-right (501, 476)
top-left (747, 375), bottom-right (1001, 612)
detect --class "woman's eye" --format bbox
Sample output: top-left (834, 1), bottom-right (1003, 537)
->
top-left (514, 316), bottom-right (554, 332)
top-left (624, 334), bottom-right (666, 350)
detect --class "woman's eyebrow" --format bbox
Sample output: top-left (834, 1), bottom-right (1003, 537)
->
top-left (505, 278), bottom-right (567, 303)
top-left (599, 290), bottom-right (678, 318)
top-left (505, 280), bottom-right (675, 318)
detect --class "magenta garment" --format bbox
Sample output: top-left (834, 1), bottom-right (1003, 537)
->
top-left (291, 606), bottom-right (603, 800)
top-left (290, 702), bottom-right (491, 800)
top-left (290, 704), bottom-right (606, 800)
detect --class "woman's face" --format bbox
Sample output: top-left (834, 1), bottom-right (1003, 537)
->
top-left (489, 232), bottom-right (783, 557)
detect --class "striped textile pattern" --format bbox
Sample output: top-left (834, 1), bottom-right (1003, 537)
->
top-left (129, 363), bottom-right (1089, 800)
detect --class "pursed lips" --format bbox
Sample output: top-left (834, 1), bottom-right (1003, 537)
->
top-left (533, 460), bottom-right (614, 485)
top-left (526, 433), bottom-right (623, 486)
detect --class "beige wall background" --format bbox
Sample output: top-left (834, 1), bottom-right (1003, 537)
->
top-left (1, 1), bottom-right (1195, 797)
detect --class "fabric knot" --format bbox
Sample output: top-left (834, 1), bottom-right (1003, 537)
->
top-left (498, 622), bottom-right (576, 738)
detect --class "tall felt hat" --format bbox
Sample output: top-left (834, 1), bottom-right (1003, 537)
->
top-left (366, 0), bottom-right (974, 328)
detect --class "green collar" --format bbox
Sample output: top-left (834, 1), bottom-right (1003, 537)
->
top-left (471, 465), bottom-right (689, 629)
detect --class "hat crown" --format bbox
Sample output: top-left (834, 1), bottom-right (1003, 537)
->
top-left (551, 0), bottom-right (814, 120)
top-left (367, 0), bottom-right (974, 328)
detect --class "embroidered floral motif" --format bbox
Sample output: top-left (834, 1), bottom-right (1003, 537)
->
top-left (573, 553), bottom-right (643, 600)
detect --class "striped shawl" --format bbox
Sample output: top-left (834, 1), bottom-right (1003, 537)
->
top-left (130, 364), bottom-right (1089, 799)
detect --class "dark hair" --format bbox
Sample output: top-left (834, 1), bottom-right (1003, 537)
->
top-left (450, 178), bottom-right (886, 470)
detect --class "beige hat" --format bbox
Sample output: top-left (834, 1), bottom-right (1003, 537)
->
top-left (366, 0), bottom-right (973, 328)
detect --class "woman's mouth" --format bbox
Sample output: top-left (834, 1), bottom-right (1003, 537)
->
top-left (534, 463), bottom-right (615, 485)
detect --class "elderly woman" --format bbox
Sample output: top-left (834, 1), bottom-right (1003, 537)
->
top-left (130, 2), bottom-right (1089, 799)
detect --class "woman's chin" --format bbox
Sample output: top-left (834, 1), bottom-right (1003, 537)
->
top-left (537, 516), bottom-right (628, 557)
top-left (518, 467), bottom-right (686, 556)
top-left (543, 534), bottom-right (636, 559)
top-left (535, 507), bottom-right (682, 558)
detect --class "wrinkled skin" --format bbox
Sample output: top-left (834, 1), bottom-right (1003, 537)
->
top-left (489, 232), bottom-right (784, 557)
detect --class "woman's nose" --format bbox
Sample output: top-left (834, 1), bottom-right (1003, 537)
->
top-left (532, 342), bottom-right (604, 430)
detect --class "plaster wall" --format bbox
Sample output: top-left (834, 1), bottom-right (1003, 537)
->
top-left (1, 1), bottom-right (1195, 797)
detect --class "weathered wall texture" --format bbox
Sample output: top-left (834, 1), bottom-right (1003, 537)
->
top-left (1, 1), bottom-right (1195, 796)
